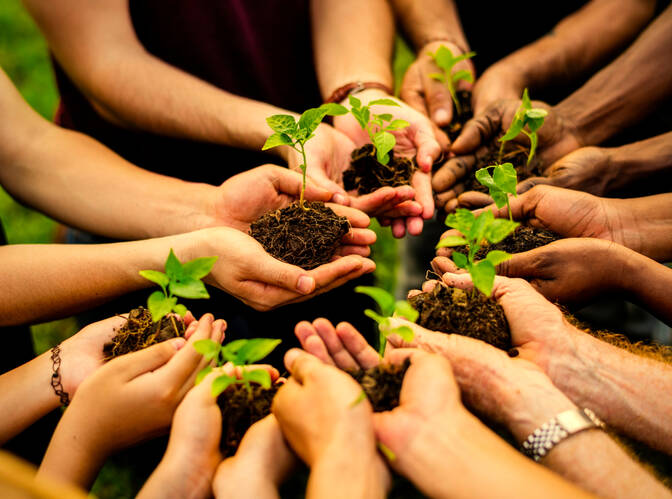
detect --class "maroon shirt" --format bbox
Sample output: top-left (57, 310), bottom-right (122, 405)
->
top-left (54, 0), bottom-right (321, 184)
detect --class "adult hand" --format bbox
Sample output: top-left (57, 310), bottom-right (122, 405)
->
top-left (213, 415), bottom-right (296, 499)
top-left (400, 41), bottom-right (475, 127)
top-left (197, 226), bottom-right (376, 311)
top-left (471, 63), bottom-right (526, 115)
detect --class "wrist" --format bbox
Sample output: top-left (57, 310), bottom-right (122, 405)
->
top-left (148, 452), bottom-right (218, 499)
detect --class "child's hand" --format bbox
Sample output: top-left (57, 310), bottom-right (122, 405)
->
top-left (38, 314), bottom-right (225, 489)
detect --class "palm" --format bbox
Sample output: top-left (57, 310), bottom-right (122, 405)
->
top-left (300, 125), bottom-right (356, 186)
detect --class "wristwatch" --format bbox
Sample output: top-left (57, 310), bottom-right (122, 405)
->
top-left (521, 408), bottom-right (605, 462)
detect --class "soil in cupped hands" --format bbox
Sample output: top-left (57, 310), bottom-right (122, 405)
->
top-left (453, 225), bottom-right (562, 260)
top-left (343, 144), bottom-right (416, 195)
top-left (349, 358), bottom-right (410, 412)
top-left (443, 90), bottom-right (473, 144)
top-left (103, 307), bottom-right (185, 360)
top-left (250, 201), bottom-right (350, 270)
top-left (409, 285), bottom-right (511, 351)
top-left (218, 383), bottom-right (279, 457)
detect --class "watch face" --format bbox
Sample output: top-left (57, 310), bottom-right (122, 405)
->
top-left (556, 408), bottom-right (596, 433)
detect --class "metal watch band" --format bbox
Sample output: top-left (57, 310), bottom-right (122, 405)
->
top-left (521, 408), bottom-right (604, 462)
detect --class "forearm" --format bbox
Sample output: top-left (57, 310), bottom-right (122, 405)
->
top-left (389, 0), bottom-right (468, 51)
top-left (0, 352), bottom-right (60, 444)
top-left (605, 132), bottom-right (672, 192)
top-left (489, 0), bottom-right (655, 92)
top-left (547, 329), bottom-right (672, 454)
top-left (139, 458), bottom-right (213, 499)
top-left (554, 5), bottom-right (672, 145)
top-left (616, 193), bottom-right (672, 262)
top-left (0, 231), bottom-right (205, 326)
top-left (311, 0), bottom-right (394, 98)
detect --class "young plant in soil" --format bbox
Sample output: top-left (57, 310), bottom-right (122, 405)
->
top-left (194, 337), bottom-right (282, 456)
top-left (408, 210), bottom-right (518, 350)
top-left (342, 96), bottom-right (415, 194)
top-left (103, 250), bottom-right (217, 359)
top-left (475, 162), bottom-right (518, 221)
top-left (498, 88), bottom-right (547, 166)
top-left (251, 104), bottom-right (351, 270)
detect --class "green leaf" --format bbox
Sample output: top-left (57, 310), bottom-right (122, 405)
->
top-left (369, 98), bottom-right (400, 107)
top-left (527, 131), bottom-right (538, 165)
top-left (266, 114), bottom-right (297, 134)
top-left (172, 303), bottom-right (188, 317)
top-left (221, 339), bottom-right (248, 363)
top-left (182, 256), bottom-right (218, 279)
top-left (521, 88), bottom-right (532, 110)
top-left (236, 338), bottom-right (282, 364)
top-left (147, 291), bottom-right (176, 323)
top-left (384, 325), bottom-right (414, 343)
top-left (468, 210), bottom-right (493, 243)
top-left (386, 119), bottom-right (409, 131)
top-left (195, 365), bottom-right (212, 385)
top-left (475, 167), bottom-right (496, 189)
top-left (373, 131), bottom-right (396, 165)
top-left (212, 374), bottom-right (236, 397)
top-left (525, 116), bottom-right (545, 134)
top-left (452, 251), bottom-right (468, 269)
top-left (349, 94), bottom-right (362, 109)
top-left (453, 51), bottom-right (477, 64)
top-left (319, 102), bottom-right (349, 116)
top-left (500, 117), bottom-right (524, 142)
top-left (378, 441), bottom-right (396, 462)
top-left (165, 249), bottom-right (183, 281)
top-left (525, 108), bottom-right (547, 119)
top-left (493, 163), bottom-right (517, 195)
top-left (429, 72), bottom-right (446, 83)
top-left (244, 368), bottom-right (272, 389)
top-left (377, 113), bottom-right (394, 122)
top-left (351, 107), bottom-right (368, 130)
top-left (364, 309), bottom-right (388, 326)
top-left (471, 260), bottom-right (496, 296)
top-left (445, 209), bottom-right (475, 234)
top-left (435, 235), bottom-right (468, 249)
top-left (262, 132), bottom-right (293, 151)
top-left (170, 276), bottom-right (210, 300)
top-left (432, 45), bottom-right (454, 71)
top-left (451, 69), bottom-right (474, 84)
top-left (394, 300), bottom-right (419, 322)
top-left (194, 339), bottom-right (221, 361)
top-left (485, 250), bottom-right (512, 266)
top-left (490, 190), bottom-right (508, 209)
top-left (139, 270), bottom-right (169, 290)
top-left (350, 390), bottom-right (367, 408)
top-left (484, 218), bottom-right (519, 244)
top-left (298, 107), bottom-right (329, 136)
top-left (356, 286), bottom-right (395, 316)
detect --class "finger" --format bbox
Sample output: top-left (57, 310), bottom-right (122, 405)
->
top-left (439, 196), bottom-right (460, 213)
top-left (421, 279), bottom-right (440, 293)
top-left (517, 176), bottom-right (554, 194)
top-left (313, 318), bottom-right (360, 370)
top-left (306, 169), bottom-right (347, 196)
top-left (451, 105), bottom-right (501, 155)
top-left (183, 318), bottom-right (200, 340)
top-left (407, 289), bottom-right (422, 299)
top-left (335, 322), bottom-right (380, 369)
top-left (456, 191), bottom-right (493, 209)
top-left (431, 256), bottom-right (459, 274)
top-left (340, 228), bottom-right (377, 247)
top-left (374, 200), bottom-right (423, 219)
top-left (432, 156), bottom-right (475, 193)
top-left (405, 216), bottom-right (424, 236)
top-left (495, 250), bottom-right (539, 279)
top-left (220, 362), bottom-right (280, 382)
top-left (413, 127), bottom-right (443, 173)
top-left (267, 165), bottom-right (334, 203)
top-left (283, 348), bottom-right (324, 384)
top-left (294, 321), bottom-right (336, 366)
top-left (349, 186), bottom-right (417, 217)
top-left (378, 217), bottom-right (391, 227)
top-left (412, 171), bottom-right (434, 219)
top-left (249, 246), bottom-right (317, 295)
top-left (400, 67), bottom-right (430, 117)
top-left (327, 204), bottom-right (371, 228)
top-left (336, 244), bottom-right (371, 257)
top-left (116, 337), bottom-right (185, 380)
top-left (421, 70), bottom-right (453, 126)
top-left (391, 218), bottom-right (407, 238)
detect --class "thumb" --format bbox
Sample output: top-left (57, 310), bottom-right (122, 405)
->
top-left (422, 72), bottom-right (453, 127)
top-left (451, 106), bottom-right (501, 155)
top-left (252, 250), bottom-right (316, 295)
top-left (116, 337), bottom-right (185, 380)
top-left (495, 252), bottom-right (537, 279)
top-left (517, 176), bottom-right (554, 194)
top-left (273, 167), bottom-right (334, 203)
top-left (306, 169), bottom-right (349, 204)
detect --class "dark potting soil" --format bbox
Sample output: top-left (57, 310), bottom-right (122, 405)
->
top-left (454, 225), bottom-right (562, 260)
top-left (409, 285), bottom-right (511, 350)
top-left (103, 307), bottom-right (185, 360)
top-left (443, 90), bottom-right (473, 144)
top-left (349, 358), bottom-right (410, 412)
top-left (462, 139), bottom-right (538, 193)
top-left (249, 201), bottom-right (349, 270)
top-left (217, 383), bottom-right (278, 457)
top-left (343, 144), bottom-right (416, 195)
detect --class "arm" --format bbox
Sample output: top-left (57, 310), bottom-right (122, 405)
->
top-left (474, 0), bottom-right (656, 113)
top-left (554, 4), bottom-right (672, 146)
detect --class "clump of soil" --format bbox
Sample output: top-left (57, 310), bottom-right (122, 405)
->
top-left (349, 358), bottom-right (410, 412)
top-left (462, 139), bottom-right (537, 193)
top-left (454, 226), bottom-right (562, 260)
top-left (103, 307), bottom-right (185, 360)
top-left (409, 285), bottom-right (511, 350)
top-left (250, 201), bottom-right (349, 270)
top-left (444, 90), bottom-right (473, 143)
top-left (343, 144), bottom-right (416, 195)
top-left (218, 383), bottom-right (278, 457)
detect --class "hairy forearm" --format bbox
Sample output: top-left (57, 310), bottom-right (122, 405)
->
top-left (554, 5), bottom-right (672, 145)
top-left (491, 0), bottom-right (655, 91)
top-left (547, 329), bottom-right (672, 454)
top-left (389, 0), bottom-right (468, 51)
top-left (0, 232), bottom-right (203, 326)
top-left (606, 132), bottom-right (672, 191)
top-left (311, 0), bottom-right (394, 98)
top-left (0, 352), bottom-right (59, 444)
top-left (615, 193), bottom-right (672, 262)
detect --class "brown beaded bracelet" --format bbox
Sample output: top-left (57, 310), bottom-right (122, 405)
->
top-left (50, 344), bottom-right (71, 406)
top-left (325, 81), bottom-right (393, 104)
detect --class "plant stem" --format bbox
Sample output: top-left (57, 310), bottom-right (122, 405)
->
top-left (505, 196), bottom-right (513, 222)
top-left (378, 330), bottom-right (386, 357)
top-left (297, 142), bottom-right (309, 209)
top-left (448, 78), bottom-right (461, 116)
top-left (498, 141), bottom-right (505, 164)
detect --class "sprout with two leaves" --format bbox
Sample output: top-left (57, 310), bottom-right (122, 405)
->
top-left (475, 163), bottom-right (518, 221)
top-left (498, 88), bottom-right (547, 165)
top-left (428, 45), bottom-right (476, 117)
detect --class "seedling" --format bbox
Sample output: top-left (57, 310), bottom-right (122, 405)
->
top-left (435, 209), bottom-right (518, 296)
top-left (428, 45), bottom-right (476, 116)
top-left (475, 163), bottom-right (517, 221)
top-left (348, 94), bottom-right (409, 165)
top-left (355, 286), bottom-right (417, 356)
top-left (139, 249), bottom-right (218, 324)
top-left (498, 88), bottom-right (547, 165)
top-left (263, 103), bottom-right (348, 207)
top-left (194, 338), bottom-right (282, 397)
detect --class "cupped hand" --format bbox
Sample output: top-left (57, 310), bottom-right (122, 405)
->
top-left (213, 415), bottom-right (296, 499)
top-left (471, 63), bottom-right (526, 115)
top-left (199, 226), bottom-right (375, 311)
top-left (272, 349), bottom-right (377, 467)
top-left (400, 41), bottom-right (475, 127)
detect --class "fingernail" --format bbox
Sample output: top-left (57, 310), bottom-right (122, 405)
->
top-left (297, 275), bottom-right (315, 294)
top-left (434, 109), bottom-right (449, 123)
top-left (333, 193), bottom-right (347, 205)
top-left (172, 338), bottom-right (186, 350)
